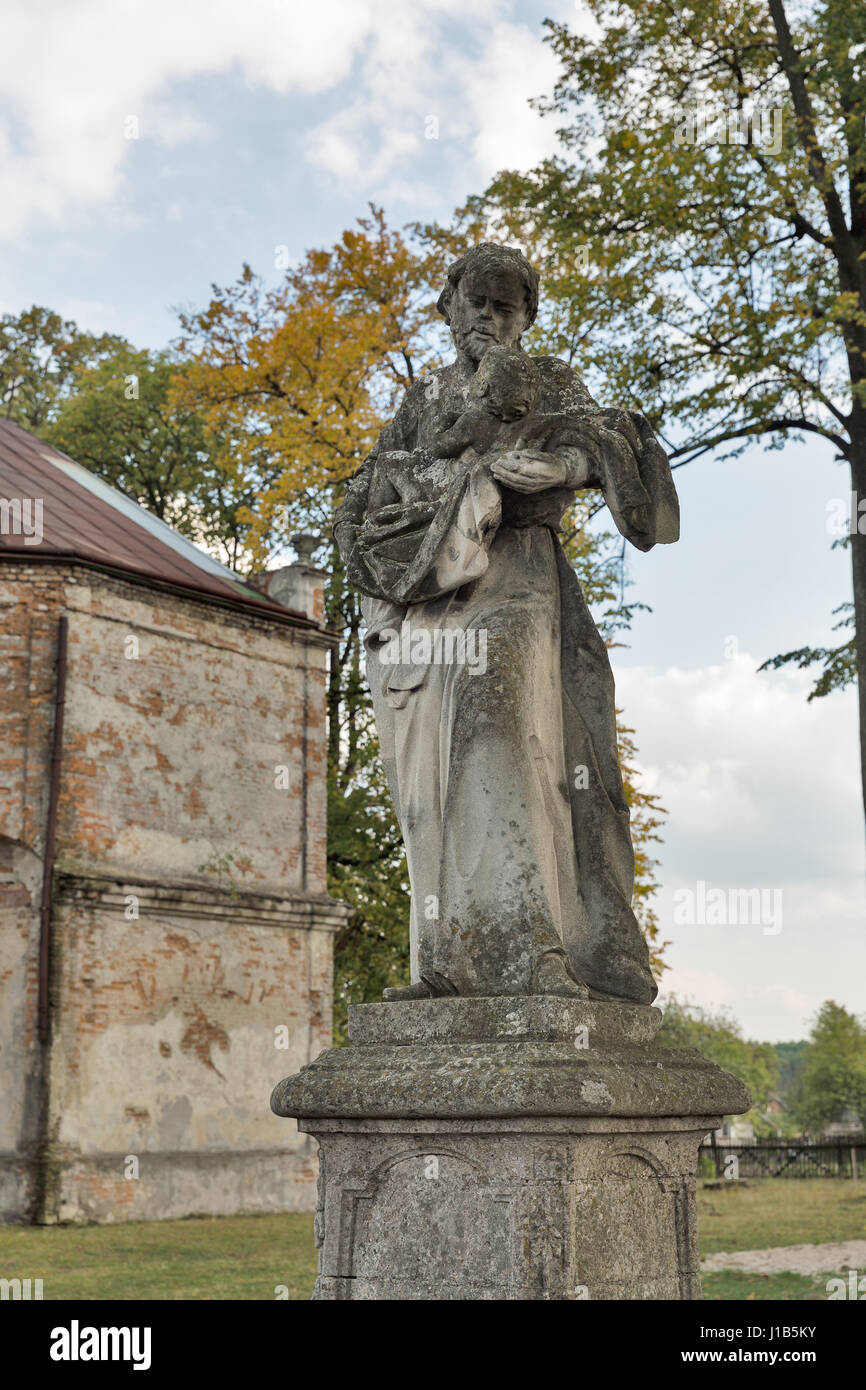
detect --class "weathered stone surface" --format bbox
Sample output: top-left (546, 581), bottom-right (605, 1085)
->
top-left (348, 994), bottom-right (663, 1046)
top-left (272, 997), bottom-right (750, 1300)
top-left (306, 1122), bottom-right (705, 1300)
top-left (272, 996), bottom-right (749, 1121)
top-left (333, 242), bottom-right (680, 1005)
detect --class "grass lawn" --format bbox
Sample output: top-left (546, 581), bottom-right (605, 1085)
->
top-left (0, 1212), bottom-right (319, 1301)
top-left (1, 1179), bottom-right (862, 1300)
top-left (701, 1271), bottom-right (834, 1301)
top-left (696, 1179), bottom-right (866, 1256)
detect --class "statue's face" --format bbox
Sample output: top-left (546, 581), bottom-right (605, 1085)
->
top-left (449, 265), bottom-right (529, 364)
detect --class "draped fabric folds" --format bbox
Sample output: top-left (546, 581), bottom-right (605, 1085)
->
top-left (334, 355), bottom-right (678, 1003)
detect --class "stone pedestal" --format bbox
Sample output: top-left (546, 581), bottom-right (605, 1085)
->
top-left (270, 997), bottom-right (750, 1300)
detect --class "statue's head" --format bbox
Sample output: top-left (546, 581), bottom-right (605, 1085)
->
top-left (468, 345), bottom-right (541, 421)
top-left (437, 243), bottom-right (539, 365)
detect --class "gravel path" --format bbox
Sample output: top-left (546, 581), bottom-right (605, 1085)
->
top-left (701, 1239), bottom-right (866, 1276)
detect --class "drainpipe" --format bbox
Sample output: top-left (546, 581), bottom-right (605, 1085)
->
top-left (37, 614), bottom-right (67, 1044)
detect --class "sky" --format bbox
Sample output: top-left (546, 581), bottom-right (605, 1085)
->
top-left (1, 0), bottom-right (861, 1042)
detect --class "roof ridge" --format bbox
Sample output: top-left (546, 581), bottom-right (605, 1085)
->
top-left (0, 418), bottom-right (309, 624)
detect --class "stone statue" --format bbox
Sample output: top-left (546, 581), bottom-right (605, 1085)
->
top-left (334, 243), bottom-right (680, 1007)
top-left (275, 256), bottom-right (746, 1300)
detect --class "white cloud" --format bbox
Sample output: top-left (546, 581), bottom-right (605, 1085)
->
top-left (0, 0), bottom-right (393, 237)
top-left (303, 11), bottom-right (563, 198)
top-left (618, 653), bottom-right (860, 881)
top-left (453, 21), bottom-right (562, 179)
top-left (658, 969), bottom-right (823, 1043)
top-left (617, 654), bottom-right (864, 1040)
top-left (0, 0), bottom-right (564, 239)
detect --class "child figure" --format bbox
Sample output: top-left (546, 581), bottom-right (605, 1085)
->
top-left (365, 345), bottom-right (543, 519)
top-left (432, 344), bottom-right (655, 543)
top-left (431, 344), bottom-right (543, 461)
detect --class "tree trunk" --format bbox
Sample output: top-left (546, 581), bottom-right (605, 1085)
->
top-left (850, 437), bottom-right (866, 840)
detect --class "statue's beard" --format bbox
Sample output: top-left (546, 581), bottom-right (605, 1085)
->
top-left (451, 321), bottom-right (507, 363)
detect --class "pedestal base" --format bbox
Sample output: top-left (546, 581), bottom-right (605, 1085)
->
top-left (271, 997), bottom-right (751, 1301)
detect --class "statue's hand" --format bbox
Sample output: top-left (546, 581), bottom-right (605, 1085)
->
top-left (361, 500), bottom-right (436, 536)
top-left (489, 450), bottom-right (567, 493)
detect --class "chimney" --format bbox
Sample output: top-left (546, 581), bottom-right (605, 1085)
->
top-left (254, 534), bottom-right (327, 624)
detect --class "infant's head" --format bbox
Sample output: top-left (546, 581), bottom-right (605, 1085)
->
top-left (469, 345), bottom-right (540, 422)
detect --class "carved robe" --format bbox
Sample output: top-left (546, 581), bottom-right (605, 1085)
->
top-left (334, 353), bottom-right (678, 1003)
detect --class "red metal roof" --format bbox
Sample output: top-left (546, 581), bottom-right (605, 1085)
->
top-left (0, 418), bottom-right (312, 625)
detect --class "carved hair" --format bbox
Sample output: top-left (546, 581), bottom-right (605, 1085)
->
top-left (436, 243), bottom-right (540, 329)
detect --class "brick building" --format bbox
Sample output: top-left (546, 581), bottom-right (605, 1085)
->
top-left (0, 420), bottom-right (346, 1224)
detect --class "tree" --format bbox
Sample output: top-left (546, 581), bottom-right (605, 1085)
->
top-left (45, 346), bottom-right (244, 559)
top-left (462, 0), bottom-right (866, 832)
top-left (0, 308), bottom-right (246, 565)
top-left (658, 997), bottom-right (780, 1129)
top-left (759, 600), bottom-right (855, 697)
top-left (0, 306), bottom-right (126, 429)
top-left (795, 999), bottom-right (866, 1133)
top-left (172, 209), bottom-right (442, 568)
top-left (772, 1037), bottom-right (811, 1110)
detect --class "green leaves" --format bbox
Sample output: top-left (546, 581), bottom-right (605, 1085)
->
top-left (659, 996), bottom-right (780, 1128)
top-left (794, 1000), bottom-right (866, 1133)
top-left (759, 602), bottom-right (855, 697)
top-left (467, 0), bottom-right (864, 463)
top-left (0, 306), bottom-right (127, 431)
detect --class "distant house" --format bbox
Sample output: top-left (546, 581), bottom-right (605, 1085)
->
top-left (761, 1091), bottom-right (785, 1137)
top-left (715, 1117), bottom-right (755, 1143)
top-left (823, 1109), bottom-right (865, 1139)
top-left (0, 420), bottom-right (348, 1224)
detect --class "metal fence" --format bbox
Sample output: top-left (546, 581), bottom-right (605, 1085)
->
top-left (699, 1135), bottom-right (866, 1179)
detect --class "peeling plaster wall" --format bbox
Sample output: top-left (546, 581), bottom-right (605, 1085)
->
top-left (0, 840), bottom-right (42, 1221)
top-left (58, 575), bottom-right (328, 892)
top-left (44, 883), bottom-right (339, 1223)
top-left (0, 562), bottom-right (344, 1223)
